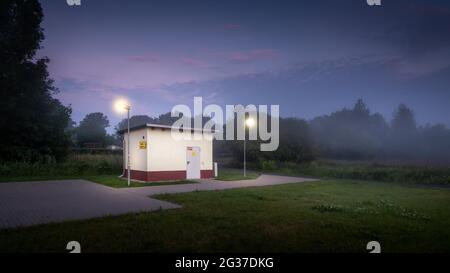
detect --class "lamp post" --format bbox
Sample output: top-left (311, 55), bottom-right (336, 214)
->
top-left (114, 99), bottom-right (131, 187)
top-left (244, 117), bottom-right (255, 177)
top-left (244, 131), bottom-right (246, 178)
top-left (125, 104), bottom-right (131, 187)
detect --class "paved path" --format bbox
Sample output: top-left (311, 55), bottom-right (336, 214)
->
top-left (0, 175), bottom-right (317, 229)
top-left (0, 180), bottom-right (180, 230)
top-left (122, 175), bottom-right (317, 196)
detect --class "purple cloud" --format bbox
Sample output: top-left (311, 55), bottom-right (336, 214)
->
top-left (226, 48), bottom-right (279, 63)
top-left (181, 57), bottom-right (211, 68)
top-left (128, 55), bottom-right (160, 63)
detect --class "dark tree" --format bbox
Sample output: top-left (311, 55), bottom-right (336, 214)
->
top-left (0, 0), bottom-right (72, 162)
top-left (310, 99), bottom-right (389, 159)
top-left (76, 113), bottom-right (110, 147)
top-left (391, 104), bottom-right (417, 135)
top-left (215, 112), bottom-right (315, 168)
top-left (420, 124), bottom-right (450, 160)
top-left (156, 112), bottom-right (181, 126)
top-left (114, 112), bottom-right (196, 134)
top-left (115, 115), bottom-right (156, 132)
top-left (353, 98), bottom-right (370, 117)
top-left (388, 104), bottom-right (419, 158)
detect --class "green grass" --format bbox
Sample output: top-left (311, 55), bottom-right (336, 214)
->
top-left (84, 175), bottom-right (197, 188)
top-left (216, 168), bottom-right (260, 181)
top-left (1, 180), bottom-right (449, 253)
top-left (258, 161), bottom-right (450, 185)
top-left (0, 175), bottom-right (79, 183)
top-left (0, 175), bottom-right (197, 188)
top-left (0, 154), bottom-right (123, 178)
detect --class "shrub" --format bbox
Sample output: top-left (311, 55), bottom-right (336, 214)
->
top-left (312, 204), bottom-right (344, 213)
top-left (260, 160), bottom-right (277, 171)
top-left (0, 153), bottom-right (123, 178)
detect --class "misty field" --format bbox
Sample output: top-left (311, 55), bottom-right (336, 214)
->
top-left (253, 160), bottom-right (450, 186)
top-left (1, 154), bottom-right (449, 253)
top-left (0, 153), bottom-right (123, 182)
top-left (0, 180), bottom-right (449, 253)
top-left (2, 153), bottom-right (450, 187)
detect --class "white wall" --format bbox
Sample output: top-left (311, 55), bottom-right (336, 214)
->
top-left (147, 129), bottom-right (213, 172)
top-left (123, 128), bottom-right (148, 171)
top-left (123, 128), bottom-right (214, 172)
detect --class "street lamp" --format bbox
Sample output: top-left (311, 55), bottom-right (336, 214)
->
top-left (244, 117), bottom-right (255, 177)
top-left (114, 99), bottom-right (131, 187)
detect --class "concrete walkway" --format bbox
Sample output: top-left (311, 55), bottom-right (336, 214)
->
top-left (0, 180), bottom-right (180, 230)
top-left (0, 175), bottom-right (317, 229)
top-left (122, 174), bottom-right (317, 196)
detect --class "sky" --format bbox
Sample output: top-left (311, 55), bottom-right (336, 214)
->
top-left (38, 0), bottom-right (450, 131)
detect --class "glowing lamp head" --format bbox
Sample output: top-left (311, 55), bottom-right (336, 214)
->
top-left (113, 99), bottom-right (131, 114)
top-left (245, 118), bottom-right (255, 128)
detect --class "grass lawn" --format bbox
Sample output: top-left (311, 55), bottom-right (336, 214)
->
top-left (84, 175), bottom-right (197, 188)
top-left (0, 175), bottom-right (80, 183)
top-left (1, 179), bottom-right (449, 253)
top-left (215, 168), bottom-right (260, 181)
top-left (0, 175), bottom-right (197, 188)
top-left (260, 161), bottom-right (450, 186)
top-left (0, 168), bottom-right (260, 187)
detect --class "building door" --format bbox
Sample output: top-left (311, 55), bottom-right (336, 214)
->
top-left (186, 146), bottom-right (201, 179)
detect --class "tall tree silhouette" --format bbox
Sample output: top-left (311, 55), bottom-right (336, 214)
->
top-left (391, 104), bottom-right (417, 135)
top-left (76, 113), bottom-right (110, 147)
top-left (310, 99), bottom-right (388, 159)
top-left (0, 0), bottom-right (72, 162)
top-left (388, 104), bottom-right (419, 158)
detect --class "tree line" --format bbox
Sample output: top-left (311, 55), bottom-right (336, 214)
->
top-left (216, 99), bottom-right (450, 169)
top-left (2, 0), bottom-right (449, 164)
top-left (67, 112), bottom-right (183, 149)
top-left (70, 98), bottom-right (450, 166)
top-left (309, 99), bottom-right (450, 161)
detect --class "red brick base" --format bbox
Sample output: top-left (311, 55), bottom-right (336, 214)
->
top-left (123, 169), bottom-right (214, 182)
top-left (201, 170), bottom-right (214, 179)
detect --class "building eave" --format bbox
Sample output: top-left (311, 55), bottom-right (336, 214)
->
top-left (117, 123), bottom-right (219, 134)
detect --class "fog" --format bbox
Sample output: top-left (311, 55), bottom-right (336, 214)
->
top-left (214, 99), bottom-right (450, 165)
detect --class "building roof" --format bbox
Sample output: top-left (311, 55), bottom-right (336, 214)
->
top-left (117, 123), bottom-right (219, 134)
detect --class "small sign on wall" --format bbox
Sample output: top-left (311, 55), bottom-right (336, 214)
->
top-left (139, 141), bottom-right (147, 149)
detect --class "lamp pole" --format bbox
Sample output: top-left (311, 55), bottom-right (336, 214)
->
top-left (243, 116), bottom-right (255, 178)
top-left (113, 98), bottom-right (132, 187)
top-left (126, 105), bottom-right (131, 187)
top-left (244, 134), bottom-right (247, 178)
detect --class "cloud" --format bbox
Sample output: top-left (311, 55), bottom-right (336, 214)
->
top-left (151, 54), bottom-right (450, 127)
top-left (55, 53), bottom-right (450, 130)
top-left (370, 2), bottom-right (450, 77)
top-left (214, 48), bottom-right (279, 63)
top-left (158, 55), bottom-right (394, 104)
top-left (128, 55), bottom-right (160, 63)
top-left (180, 57), bottom-right (211, 68)
top-left (393, 48), bottom-right (450, 77)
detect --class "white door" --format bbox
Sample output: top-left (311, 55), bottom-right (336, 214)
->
top-left (186, 147), bottom-right (201, 179)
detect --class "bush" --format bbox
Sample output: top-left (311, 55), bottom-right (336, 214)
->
top-left (0, 153), bottom-right (123, 178)
top-left (275, 161), bottom-right (450, 185)
top-left (260, 160), bottom-right (277, 171)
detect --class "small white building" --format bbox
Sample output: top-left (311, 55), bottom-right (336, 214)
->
top-left (119, 124), bottom-right (214, 182)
